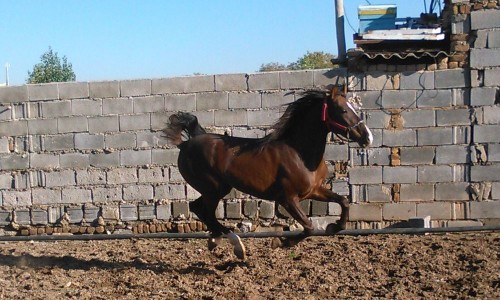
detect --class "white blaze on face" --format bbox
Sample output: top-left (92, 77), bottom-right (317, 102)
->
top-left (346, 102), bottom-right (359, 117)
top-left (346, 102), bottom-right (373, 146)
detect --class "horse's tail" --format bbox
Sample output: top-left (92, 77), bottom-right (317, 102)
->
top-left (164, 112), bottom-right (207, 146)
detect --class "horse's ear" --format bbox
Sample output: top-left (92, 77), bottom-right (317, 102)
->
top-left (331, 85), bottom-right (341, 99)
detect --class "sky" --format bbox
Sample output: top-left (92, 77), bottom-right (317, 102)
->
top-left (1, 0), bottom-right (427, 86)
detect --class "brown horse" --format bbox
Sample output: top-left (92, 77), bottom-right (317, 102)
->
top-left (165, 87), bottom-right (373, 260)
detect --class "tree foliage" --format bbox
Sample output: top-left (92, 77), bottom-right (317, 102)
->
top-left (259, 51), bottom-right (335, 72)
top-left (27, 47), bottom-right (76, 84)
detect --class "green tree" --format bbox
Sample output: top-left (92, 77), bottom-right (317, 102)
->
top-left (27, 47), bottom-right (76, 83)
top-left (259, 51), bottom-right (336, 72)
top-left (259, 62), bottom-right (287, 72)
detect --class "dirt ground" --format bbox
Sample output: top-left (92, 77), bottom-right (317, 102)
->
top-left (0, 232), bottom-right (498, 300)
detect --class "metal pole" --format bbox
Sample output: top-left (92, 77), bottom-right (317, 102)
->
top-left (333, 0), bottom-right (347, 64)
top-left (0, 225), bottom-right (498, 242)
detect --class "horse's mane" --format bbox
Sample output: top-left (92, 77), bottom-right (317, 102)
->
top-left (267, 90), bottom-right (327, 142)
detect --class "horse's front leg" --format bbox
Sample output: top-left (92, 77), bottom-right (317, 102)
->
top-left (271, 199), bottom-right (314, 249)
top-left (310, 186), bottom-right (349, 233)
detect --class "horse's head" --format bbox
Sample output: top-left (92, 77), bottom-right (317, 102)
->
top-left (323, 86), bottom-right (373, 148)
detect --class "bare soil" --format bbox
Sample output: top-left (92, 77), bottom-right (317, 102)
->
top-left (0, 232), bottom-right (498, 299)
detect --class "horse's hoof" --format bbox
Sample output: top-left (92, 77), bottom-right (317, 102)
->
top-left (271, 237), bottom-right (283, 249)
top-left (208, 237), bottom-right (222, 251)
top-left (234, 246), bottom-right (246, 261)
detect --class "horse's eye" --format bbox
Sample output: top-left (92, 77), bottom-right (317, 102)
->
top-left (341, 109), bottom-right (348, 113)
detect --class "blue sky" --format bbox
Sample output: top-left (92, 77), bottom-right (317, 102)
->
top-left (1, 1), bottom-right (424, 86)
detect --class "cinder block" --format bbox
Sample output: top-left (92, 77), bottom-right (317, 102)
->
top-left (381, 90), bottom-right (416, 109)
top-left (451, 14), bottom-right (470, 34)
top-left (2, 190), bottom-right (31, 206)
top-left (14, 209), bottom-right (31, 225)
top-left (383, 166), bottom-right (417, 184)
top-left (28, 119), bottom-right (58, 135)
top-left (152, 75), bottom-right (214, 94)
top-left (400, 71), bottom-right (434, 90)
top-left (226, 201), bottom-right (242, 219)
top-left (261, 91), bottom-right (294, 108)
top-left (0, 173), bottom-right (12, 189)
top-left (0, 210), bottom-right (11, 225)
top-left (473, 125), bottom-right (500, 143)
top-left (105, 132), bottom-right (136, 149)
top-left (400, 147), bottom-right (435, 165)
top-left (156, 203), bottom-right (171, 220)
top-left (383, 203), bottom-right (416, 220)
top-left (31, 209), bottom-right (48, 225)
top-left (41, 101), bottom-right (72, 117)
top-left (72, 99), bottom-right (102, 116)
top-left (243, 199), bottom-right (258, 218)
top-left (28, 83), bottom-right (58, 101)
top-left (107, 168), bottom-right (137, 184)
top-left (89, 81), bottom-right (120, 98)
top-left (488, 143), bottom-right (500, 162)
top-left (247, 109), bottom-right (279, 127)
top-left (119, 114), bottom-right (150, 131)
top-left (32, 188), bottom-right (62, 205)
top-left (138, 204), bottom-right (156, 220)
top-left (416, 89), bottom-right (452, 108)
top-left (75, 133), bottom-right (105, 150)
top-left (470, 9), bottom-right (500, 30)
top-left (120, 149), bottom-right (151, 166)
top-left (470, 87), bottom-right (497, 107)
top-left (45, 170), bottom-right (76, 187)
top-left (417, 202), bottom-right (452, 220)
top-left (172, 201), bottom-right (189, 218)
top-left (470, 201), bottom-right (500, 219)
top-left (435, 182), bottom-right (470, 200)
top-left (471, 165), bottom-right (500, 182)
top-left (434, 68), bottom-right (470, 88)
top-left (436, 109), bottom-right (471, 126)
top-left (76, 169), bottom-right (106, 185)
top-left (248, 72), bottom-right (280, 91)
top-left (120, 204), bottom-right (138, 221)
top-left (120, 79), bottom-right (151, 97)
top-left (417, 127), bottom-right (453, 146)
top-left (42, 134), bottom-right (74, 151)
top-left (259, 200), bottom-right (275, 219)
top-left (229, 92), bottom-right (261, 109)
top-left (164, 94), bottom-right (195, 112)
top-left (365, 148), bottom-right (391, 166)
top-left (324, 144), bottom-right (349, 161)
top-left (62, 188), bottom-right (92, 204)
top-left (484, 68), bottom-right (500, 87)
top-left (483, 105), bottom-right (500, 125)
top-left (58, 82), bottom-right (89, 99)
top-left (400, 183), bottom-right (434, 201)
top-left (215, 74), bottom-right (247, 91)
top-left (123, 184), bottom-right (154, 201)
top-left (493, 182), bottom-right (500, 200)
top-left (196, 92), bottom-right (228, 110)
top-left (152, 149), bottom-right (179, 165)
top-left (364, 184), bottom-right (392, 202)
top-left (470, 49), bottom-right (500, 69)
top-left (89, 152), bottom-right (120, 167)
top-left (488, 31), bottom-right (500, 49)
top-left (0, 85), bottom-right (28, 103)
top-left (29, 153), bottom-right (59, 169)
top-left (139, 167), bottom-right (167, 183)
top-left (382, 129), bottom-right (416, 146)
top-left (155, 184), bottom-right (185, 200)
top-left (313, 68), bottom-right (347, 87)
top-left (348, 166), bottom-right (383, 184)
top-left (84, 206), bottom-right (100, 223)
top-left (232, 127), bottom-right (266, 138)
top-left (311, 200), bottom-right (328, 216)
top-left (58, 116), bottom-right (88, 133)
top-left (88, 116), bottom-right (119, 133)
top-left (435, 145), bottom-right (469, 164)
top-left (349, 203), bottom-right (382, 221)
top-left (134, 95), bottom-right (165, 113)
top-left (92, 187), bottom-right (122, 203)
top-left (417, 165), bottom-right (453, 183)
top-left (280, 70), bottom-right (313, 89)
top-left (365, 72), bottom-right (395, 90)
top-left (401, 110), bottom-right (435, 128)
top-left (214, 110), bottom-right (247, 126)
top-left (103, 98), bottom-right (134, 115)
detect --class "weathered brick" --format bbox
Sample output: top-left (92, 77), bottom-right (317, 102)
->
top-left (89, 81), bottom-right (120, 98)
top-left (32, 188), bottom-right (62, 205)
top-left (417, 202), bottom-right (452, 220)
top-left (434, 68), bottom-right (470, 88)
top-left (156, 203), bottom-right (172, 220)
top-left (138, 167), bottom-right (167, 183)
top-left (381, 90), bottom-right (416, 109)
top-left (382, 129), bottom-right (416, 147)
top-left (435, 182), bottom-right (470, 201)
top-left (28, 83), bottom-right (58, 101)
top-left (107, 168), bottom-right (137, 184)
top-left (45, 170), bottom-right (76, 187)
top-left (243, 199), bottom-right (258, 218)
top-left (138, 204), bottom-right (156, 220)
top-left (76, 169), bottom-right (106, 185)
top-left (259, 200), bottom-right (275, 219)
top-left (2, 190), bottom-right (31, 206)
top-left (418, 165), bottom-right (453, 183)
top-left (417, 127), bottom-right (453, 146)
top-left (401, 110), bottom-right (435, 128)
top-left (123, 184), bottom-right (154, 201)
top-left (103, 98), bottom-right (134, 115)
top-left (215, 74), bottom-right (247, 91)
top-left (155, 184), bottom-right (185, 200)
top-left (473, 125), bottom-right (500, 143)
top-left (400, 71), bottom-right (434, 90)
top-left (349, 166), bottom-right (383, 184)
top-left (62, 188), bottom-right (92, 204)
top-left (435, 145), bottom-right (469, 164)
top-left (470, 87), bottom-right (497, 107)
top-left (14, 209), bottom-right (31, 225)
top-left (31, 209), bottom-right (48, 225)
top-left (48, 207), bottom-right (64, 223)
top-left (152, 75), bottom-right (214, 94)
top-left (470, 49), bottom-right (500, 69)
top-left (92, 187), bottom-right (122, 203)
top-left (120, 204), bottom-right (138, 221)
top-left (400, 147), bottom-right (435, 165)
top-left (400, 183), bottom-right (434, 201)
top-left (120, 79), bottom-right (151, 97)
top-left (72, 99), bottom-right (102, 116)
top-left (349, 203), bottom-right (382, 221)
top-left (226, 201), bottom-right (242, 219)
top-left (134, 95), bottom-right (165, 113)
top-left (248, 72), bottom-right (280, 91)
top-left (383, 166), bottom-right (417, 184)
top-left (280, 70), bottom-right (313, 89)
top-left (229, 92), bottom-right (261, 109)
top-left (383, 203), bottom-right (416, 220)
top-left (84, 206), bottom-right (100, 223)
top-left (58, 82), bottom-right (89, 99)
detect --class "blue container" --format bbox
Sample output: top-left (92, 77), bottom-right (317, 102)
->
top-left (358, 5), bottom-right (397, 34)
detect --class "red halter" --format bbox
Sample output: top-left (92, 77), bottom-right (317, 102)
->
top-left (322, 99), bottom-right (348, 132)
